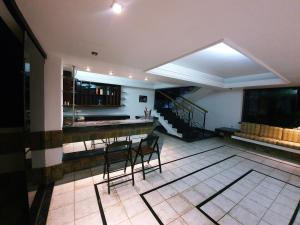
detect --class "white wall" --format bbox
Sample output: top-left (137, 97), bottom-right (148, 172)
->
top-left (44, 54), bottom-right (63, 131)
top-left (192, 89), bottom-right (243, 131)
top-left (64, 86), bottom-right (155, 119)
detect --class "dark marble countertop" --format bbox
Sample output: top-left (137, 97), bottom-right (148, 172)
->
top-left (63, 119), bottom-right (154, 130)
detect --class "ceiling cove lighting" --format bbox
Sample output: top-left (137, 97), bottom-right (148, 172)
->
top-left (112, 1), bottom-right (123, 14)
top-left (207, 42), bottom-right (241, 56)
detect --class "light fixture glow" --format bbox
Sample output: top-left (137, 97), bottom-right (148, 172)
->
top-left (207, 43), bottom-right (241, 56)
top-left (109, 71), bottom-right (113, 75)
top-left (112, 1), bottom-right (123, 14)
top-left (86, 66), bottom-right (90, 72)
top-left (128, 75), bottom-right (132, 79)
top-left (144, 77), bottom-right (148, 81)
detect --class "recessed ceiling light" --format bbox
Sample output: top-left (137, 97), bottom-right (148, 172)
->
top-left (109, 71), bottom-right (113, 75)
top-left (128, 75), bottom-right (132, 79)
top-left (86, 67), bottom-right (90, 72)
top-left (144, 77), bottom-right (148, 81)
top-left (112, 1), bottom-right (123, 14)
top-left (207, 43), bottom-right (240, 56)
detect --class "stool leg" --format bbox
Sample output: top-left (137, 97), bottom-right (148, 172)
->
top-left (133, 152), bottom-right (138, 166)
top-left (141, 155), bottom-right (145, 180)
top-left (147, 153), bottom-right (153, 163)
top-left (157, 149), bottom-right (162, 173)
top-left (103, 163), bottom-right (106, 179)
top-left (124, 159), bottom-right (128, 173)
top-left (107, 165), bottom-right (110, 194)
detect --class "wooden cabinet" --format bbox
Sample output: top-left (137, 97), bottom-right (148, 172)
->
top-left (63, 71), bottom-right (121, 107)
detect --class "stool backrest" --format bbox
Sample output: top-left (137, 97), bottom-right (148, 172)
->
top-left (138, 134), bottom-right (159, 152)
top-left (105, 140), bottom-right (132, 155)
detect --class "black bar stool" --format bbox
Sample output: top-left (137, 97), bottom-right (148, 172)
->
top-left (133, 134), bottom-right (162, 180)
top-left (103, 140), bottom-right (134, 194)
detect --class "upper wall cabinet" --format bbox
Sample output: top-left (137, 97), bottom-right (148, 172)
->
top-left (63, 70), bottom-right (121, 107)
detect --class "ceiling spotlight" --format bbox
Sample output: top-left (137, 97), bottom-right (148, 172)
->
top-left (128, 75), bottom-right (133, 79)
top-left (112, 1), bottom-right (123, 14)
top-left (86, 66), bottom-right (90, 72)
top-left (144, 77), bottom-right (148, 81)
top-left (109, 71), bottom-right (113, 75)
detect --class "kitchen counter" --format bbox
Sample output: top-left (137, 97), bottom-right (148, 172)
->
top-left (63, 119), bottom-right (155, 144)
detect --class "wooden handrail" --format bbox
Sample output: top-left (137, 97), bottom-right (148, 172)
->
top-left (157, 91), bottom-right (192, 113)
top-left (178, 96), bottom-right (208, 113)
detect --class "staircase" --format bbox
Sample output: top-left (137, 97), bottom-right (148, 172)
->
top-left (154, 89), bottom-right (213, 142)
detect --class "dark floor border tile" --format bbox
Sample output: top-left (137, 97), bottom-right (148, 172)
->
top-left (94, 185), bottom-right (107, 225)
top-left (238, 155), bottom-right (300, 178)
top-left (226, 144), bottom-right (300, 169)
top-left (93, 145), bottom-right (226, 225)
top-left (140, 155), bottom-right (300, 225)
top-left (196, 169), bottom-right (300, 225)
top-left (289, 200), bottom-right (300, 225)
top-left (93, 143), bottom-right (300, 225)
top-left (33, 183), bottom-right (54, 225)
top-left (30, 185), bottom-right (44, 224)
top-left (139, 155), bottom-right (236, 224)
top-left (140, 155), bottom-right (236, 196)
top-left (140, 194), bottom-right (164, 225)
top-left (94, 145), bottom-right (225, 186)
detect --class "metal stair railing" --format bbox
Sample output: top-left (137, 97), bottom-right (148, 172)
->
top-left (155, 91), bottom-right (207, 130)
top-left (175, 95), bottom-right (207, 130)
top-left (156, 91), bottom-right (193, 126)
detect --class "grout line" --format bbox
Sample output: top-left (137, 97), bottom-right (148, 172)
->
top-left (216, 172), bottom-right (272, 224)
top-left (196, 170), bottom-right (253, 208)
top-left (226, 144), bottom-right (300, 168)
top-left (140, 153), bottom-right (300, 225)
top-left (238, 155), bottom-right (300, 178)
top-left (140, 155), bottom-right (236, 196)
top-left (138, 155), bottom-right (237, 224)
top-left (94, 145), bottom-right (226, 186)
top-left (289, 200), bottom-right (300, 225)
top-left (256, 181), bottom-right (289, 225)
top-left (92, 144), bottom-right (226, 225)
top-left (140, 194), bottom-right (164, 225)
top-left (197, 168), bottom-right (300, 225)
top-left (94, 184), bottom-right (107, 225)
top-left (92, 142), bottom-right (299, 225)
top-left (197, 207), bottom-right (220, 225)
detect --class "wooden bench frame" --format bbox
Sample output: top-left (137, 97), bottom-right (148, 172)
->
top-left (231, 135), bottom-right (300, 155)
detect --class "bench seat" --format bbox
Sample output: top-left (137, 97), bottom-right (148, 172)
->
top-left (231, 135), bottom-right (300, 154)
top-left (232, 122), bottom-right (300, 154)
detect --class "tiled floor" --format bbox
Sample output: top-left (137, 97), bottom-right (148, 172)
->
top-left (47, 133), bottom-right (300, 225)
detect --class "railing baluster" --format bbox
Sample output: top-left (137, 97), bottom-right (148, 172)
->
top-left (155, 90), bottom-right (208, 132)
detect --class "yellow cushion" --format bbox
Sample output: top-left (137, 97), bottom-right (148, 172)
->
top-left (277, 140), bottom-right (300, 150)
top-left (234, 132), bottom-right (258, 140)
top-left (259, 125), bottom-right (283, 139)
top-left (254, 136), bottom-right (278, 145)
top-left (282, 129), bottom-right (300, 143)
top-left (240, 122), bottom-right (261, 135)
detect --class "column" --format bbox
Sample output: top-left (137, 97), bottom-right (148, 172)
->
top-left (30, 54), bottom-right (64, 184)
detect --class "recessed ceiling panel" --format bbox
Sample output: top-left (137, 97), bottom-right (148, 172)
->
top-left (173, 43), bottom-right (269, 78)
top-left (147, 42), bottom-right (288, 88)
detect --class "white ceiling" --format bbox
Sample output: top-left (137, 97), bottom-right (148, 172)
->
top-left (16, 0), bottom-right (300, 88)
